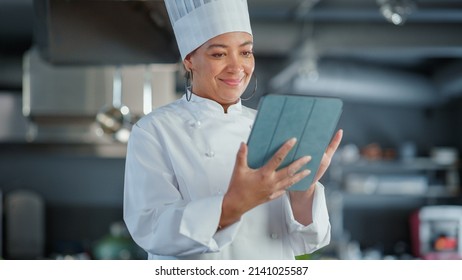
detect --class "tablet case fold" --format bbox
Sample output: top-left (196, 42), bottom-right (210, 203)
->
top-left (247, 94), bottom-right (343, 191)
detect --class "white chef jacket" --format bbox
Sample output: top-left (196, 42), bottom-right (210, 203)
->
top-left (123, 93), bottom-right (331, 260)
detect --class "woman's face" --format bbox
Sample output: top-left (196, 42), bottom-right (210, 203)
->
top-left (184, 32), bottom-right (255, 111)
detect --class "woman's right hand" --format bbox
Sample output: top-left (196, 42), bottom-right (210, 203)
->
top-left (219, 138), bottom-right (311, 229)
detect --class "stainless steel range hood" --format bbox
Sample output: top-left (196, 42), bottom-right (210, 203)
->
top-left (33, 0), bottom-right (179, 65)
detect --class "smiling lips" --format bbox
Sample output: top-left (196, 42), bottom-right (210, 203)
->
top-left (220, 77), bottom-right (244, 87)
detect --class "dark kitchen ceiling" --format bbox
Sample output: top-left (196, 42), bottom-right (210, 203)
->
top-left (1, 0), bottom-right (462, 91)
top-left (248, 0), bottom-right (462, 72)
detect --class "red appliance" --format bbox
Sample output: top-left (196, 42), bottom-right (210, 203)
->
top-left (410, 205), bottom-right (462, 260)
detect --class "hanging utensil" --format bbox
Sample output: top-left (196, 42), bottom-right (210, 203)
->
top-left (96, 66), bottom-right (132, 141)
top-left (143, 65), bottom-right (153, 115)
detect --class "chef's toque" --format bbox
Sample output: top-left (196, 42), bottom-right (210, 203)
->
top-left (164, 0), bottom-right (252, 60)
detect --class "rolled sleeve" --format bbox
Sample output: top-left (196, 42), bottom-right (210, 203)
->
top-left (283, 182), bottom-right (331, 255)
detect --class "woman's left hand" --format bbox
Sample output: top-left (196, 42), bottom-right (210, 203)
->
top-left (311, 128), bottom-right (343, 187)
top-left (288, 129), bottom-right (343, 225)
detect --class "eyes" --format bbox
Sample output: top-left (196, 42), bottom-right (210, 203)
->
top-left (242, 50), bottom-right (254, 57)
top-left (210, 50), bottom-right (254, 59)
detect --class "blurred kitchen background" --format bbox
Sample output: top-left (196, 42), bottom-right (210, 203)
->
top-left (1, 0), bottom-right (462, 260)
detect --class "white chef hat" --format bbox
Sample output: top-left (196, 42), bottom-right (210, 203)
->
top-left (164, 0), bottom-right (253, 60)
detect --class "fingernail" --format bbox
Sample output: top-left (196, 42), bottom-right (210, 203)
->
top-left (288, 138), bottom-right (297, 145)
top-left (303, 155), bottom-right (312, 162)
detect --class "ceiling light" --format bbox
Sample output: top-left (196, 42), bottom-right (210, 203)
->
top-left (377, 0), bottom-right (416, 25)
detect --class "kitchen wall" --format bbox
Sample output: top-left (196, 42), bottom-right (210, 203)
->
top-left (338, 101), bottom-right (457, 153)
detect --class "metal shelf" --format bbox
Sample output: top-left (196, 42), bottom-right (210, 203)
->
top-left (0, 142), bottom-right (127, 158)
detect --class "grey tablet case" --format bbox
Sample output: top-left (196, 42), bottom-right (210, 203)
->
top-left (247, 94), bottom-right (343, 191)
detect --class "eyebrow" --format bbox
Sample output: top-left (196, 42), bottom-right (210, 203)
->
top-left (206, 40), bottom-right (253, 50)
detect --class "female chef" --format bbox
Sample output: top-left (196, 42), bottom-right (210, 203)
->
top-left (123, 0), bottom-right (343, 259)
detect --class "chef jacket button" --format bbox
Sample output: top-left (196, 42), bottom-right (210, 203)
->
top-left (189, 121), bottom-right (201, 128)
top-left (271, 233), bottom-right (279, 239)
top-left (205, 151), bottom-right (215, 158)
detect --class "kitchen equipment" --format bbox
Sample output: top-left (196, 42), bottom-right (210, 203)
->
top-left (33, 0), bottom-right (178, 65)
top-left (5, 190), bottom-right (45, 259)
top-left (399, 142), bottom-right (417, 162)
top-left (92, 221), bottom-right (145, 260)
top-left (430, 147), bottom-right (458, 165)
top-left (410, 205), bottom-right (462, 259)
top-left (96, 67), bottom-right (132, 142)
top-left (22, 50), bottom-right (176, 144)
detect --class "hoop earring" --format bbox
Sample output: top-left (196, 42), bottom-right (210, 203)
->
top-left (184, 70), bottom-right (193, 101)
top-left (241, 72), bottom-right (258, 101)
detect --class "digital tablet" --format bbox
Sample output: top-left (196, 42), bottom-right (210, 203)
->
top-left (247, 94), bottom-right (343, 191)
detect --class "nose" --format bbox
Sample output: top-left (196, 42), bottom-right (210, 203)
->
top-left (225, 53), bottom-right (245, 73)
